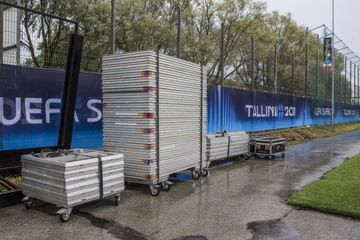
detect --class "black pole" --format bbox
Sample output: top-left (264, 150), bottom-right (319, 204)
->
top-left (58, 34), bottom-right (84, 149)
top-left (0, 4), bottom-right (3, 65)
top-left (337, 67), bottom-right (340, 103)
top-left (274, 44), bottom-right (277, 94)
top-left (344, 57), bottom-right (347, 104)
top-left (305, 28), bottom-right (308, 97)
top-left (220, 22), bottom-right (224, 85)
top-left (338, 57), bottom-right (341, 103)
top-left (316, 35), bottom-right (319, 99)
top-left (324, 65), bottom-right (327, 100)
top-left (350, 61), bottom-right (352, 104)
top-left (292, 55), bottom-right (295, 96)
top-left (262, 63), bottom-right (266, 91)
top-left (358, 66), bottom-right (360, 106)
top-left (353, 64), bottom-right (356, 104)
top-left (251, 36), bottom-right (256, 90)
top-left (110, 0), bottom-right (115, 53)
top-left (176, 6), bottom-right (181, 58)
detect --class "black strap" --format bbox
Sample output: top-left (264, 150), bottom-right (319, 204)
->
top-left (227, 135), bottom-right (230, 158)
top-left (156, 51), bottom-right (160, 184)
top-left (97, 155), bottom-right (104, 199)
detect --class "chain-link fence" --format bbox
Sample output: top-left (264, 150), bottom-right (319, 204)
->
top-left (306, 25), bottom-right (360, 105)
top-left (1, 1), bottom-right (100, 72)
top-left (212, 23), bottom-right (360, 105)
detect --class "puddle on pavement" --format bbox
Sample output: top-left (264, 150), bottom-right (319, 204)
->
top-left (247, 218), bottom-right (298, 240)
top-left (76, 210), bottom-right (148, 240)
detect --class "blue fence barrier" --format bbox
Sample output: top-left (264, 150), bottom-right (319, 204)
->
top-left (0, 64), bottom-right (102, 150)
top-left (1, 64), bottom-right (360, 151)
top-left (208, 86), bottom-right (360, 133)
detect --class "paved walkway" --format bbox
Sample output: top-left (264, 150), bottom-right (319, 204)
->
top-left (1, 130), bottom-right (360, 240)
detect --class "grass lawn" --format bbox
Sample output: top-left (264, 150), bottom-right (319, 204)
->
top-left (288, 154), bottom-right (360, 218)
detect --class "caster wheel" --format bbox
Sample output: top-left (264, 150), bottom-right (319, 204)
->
top-left (281, 153), bottom-right (285, 159)
top-left (201, 169), bottom-right (209, 177)
top-left (192, 171), bottom-right (200, 180)
top-left (244, 154), bottom-right (250, 160)
top-left (24, 200), bottom-right (33, 210)
top-left (161, 182), bottom-right (171, 191)
top-left (60, 213), bottom-right (71, 223)
top-left (114, 195), bottom-right (120, 206)
top-left (149, 185), bottom-right (160, 196)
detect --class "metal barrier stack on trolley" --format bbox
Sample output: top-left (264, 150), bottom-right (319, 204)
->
top-left (102, 51), bottom-right (208, 196)
top-left (21, 149), bottom-right (125, 222)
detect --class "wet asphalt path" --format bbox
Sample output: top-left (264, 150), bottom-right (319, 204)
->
top-left (1, 130), bottom-right (360, 240)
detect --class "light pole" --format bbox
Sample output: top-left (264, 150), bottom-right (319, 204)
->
top-left (331, 0), bottom-right (335, 125)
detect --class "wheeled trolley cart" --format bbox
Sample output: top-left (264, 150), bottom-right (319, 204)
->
top-left (206, 131), bottom-right (250, 162)
top-left (248, 137), bottom-right (286, 160)
top-left (21, 149), bottom-right (125, 222)
top-left (228, 132), bottom-right (249, 157)
top-left (102, 51), bottom-right (208, 196)
top-left (206, 132), bottom-right (229, 162)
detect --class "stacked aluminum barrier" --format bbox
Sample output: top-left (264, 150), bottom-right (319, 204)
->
top-left (228, 132), bottom-right (249, 157)
top-left (206, 133), bottom-right (229, 162)
top-left (102, 51), bottom-right (207, 195)
top-left (21, 149), bottom-right (124, 221)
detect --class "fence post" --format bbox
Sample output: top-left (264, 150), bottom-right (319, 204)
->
top-left (0, 4), bottom-right (3, 64)
top-left (305, 28), bottom-right (308, 97)
top-left (316, 35), bottom-right (319, 99)
top-left (274, 44), bottom-right (278, 94)
top-left (355, 64), bottom-right (358, 105)
top-left (292, 54), bottom-right (295, 96)
top-left (110, 0), bottom-right (115, 54)
top-left (357, 66), bottom-right (360, 105)
top-left (176, 6), bottom-right (181, 58)
top-left (262, 63), bottom-right (266, 90)
top-left (58, 34), bottom-right (84, 149)
top-left (337, 66), bottom-right (340, 104)
top-left (344, 57), bottom-right (347, 104)
top-left (350, 61), bottom-right (352, 105)
top-left (220, 22), bottom-right (224, 86)
top-left (251, 36), bottom-right (256, 90)
top-left (16, 0), bottom-right (21, 65)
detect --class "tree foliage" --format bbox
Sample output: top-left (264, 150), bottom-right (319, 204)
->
top-left (18, 0), bottom-right (350, 101)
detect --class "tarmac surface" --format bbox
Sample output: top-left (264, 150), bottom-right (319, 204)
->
top-left (2, 130), bottom-right (360, 240)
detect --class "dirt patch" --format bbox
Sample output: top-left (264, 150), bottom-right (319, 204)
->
top-left (4, 175), bottom-right (22, 187)
top-left (255, 123), bottom-right (360, 146)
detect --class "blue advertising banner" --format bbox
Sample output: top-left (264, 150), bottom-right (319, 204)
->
top-left (207, 86), bottom-right (360, 133)
top-left (0, 64), bottom-right (102, 150)
top-left (207, 86), bottom-right (305, 132)
top-left (1, 65), bottom-right (360, 151)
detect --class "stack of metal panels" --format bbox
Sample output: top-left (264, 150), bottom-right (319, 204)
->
top-left (206, 133), bottom-right (229, 162)
top-left (102, 51), bottom-right (207, 188)
top-left (21, 150), bottom-right (124, 208)
top-left (228, 132), bottom-right (249, 157)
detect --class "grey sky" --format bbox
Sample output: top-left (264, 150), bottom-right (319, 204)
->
top-left (265, 0), bottom-right (360, 55)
